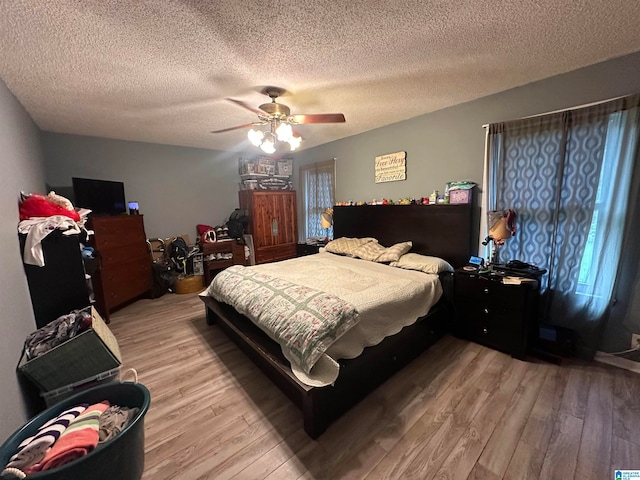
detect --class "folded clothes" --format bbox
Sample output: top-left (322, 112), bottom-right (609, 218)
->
top-left (99, 405), bottom-right (140, 442)
top-left (28, 401), bottom-right (110, 473)
top-left (3, 404), bottom-right (87, 472)
top-left (24, 309), bottom-right (92, 360)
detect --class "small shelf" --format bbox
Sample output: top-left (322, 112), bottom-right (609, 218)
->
top-left (200, 240), bottom-right (245, 285)
top-left (207, 260), bottom-right (233, 269)
top-left (240, 173), bottom-right (291, 179)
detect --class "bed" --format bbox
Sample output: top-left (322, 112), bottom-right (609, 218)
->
top-left (200, 204), bottom-right (473, 438)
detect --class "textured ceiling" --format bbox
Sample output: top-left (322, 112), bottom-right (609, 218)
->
top-left (1, 1), bottom-right (639, 154)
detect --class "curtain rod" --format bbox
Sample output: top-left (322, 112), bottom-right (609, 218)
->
top-left (481, 94), bottom-right (628, 129)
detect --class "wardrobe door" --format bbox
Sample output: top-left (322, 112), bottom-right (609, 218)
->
top-left (239, 190), bottom-right (297, 264)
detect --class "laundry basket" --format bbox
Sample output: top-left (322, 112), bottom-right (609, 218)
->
top-left (0, 382), bottom-right (150, 480)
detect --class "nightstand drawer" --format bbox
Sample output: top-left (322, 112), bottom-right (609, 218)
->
top-left (455, 275), bottom-right (529, 311)
top-left (456, 303), bottom-right (523, 352)
top-left (462, 316), bottom-right (520, 353)
top-left (455, 274), bottom-right (495, 300)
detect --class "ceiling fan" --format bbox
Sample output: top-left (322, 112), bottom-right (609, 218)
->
top-left (211, 87), bottom-right (345, 153)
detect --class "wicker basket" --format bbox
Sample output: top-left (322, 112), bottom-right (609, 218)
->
top-left (174, 275), bottom-right (204, 294)
top-left (17, 307), bottom-right (121, 392)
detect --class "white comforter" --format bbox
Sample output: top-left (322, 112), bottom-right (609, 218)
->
top-left (206, 251), bottom-right (442, 386)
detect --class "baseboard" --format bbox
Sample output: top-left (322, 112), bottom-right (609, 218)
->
top-left (594, 351), bottom-right (640, 374)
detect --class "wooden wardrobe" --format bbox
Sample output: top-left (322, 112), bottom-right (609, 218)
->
top-left (239, 190), bottom-right (297, 264)
top-left (88, 215), bottom-right (152, 321)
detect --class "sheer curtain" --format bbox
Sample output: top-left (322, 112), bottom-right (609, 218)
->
top-left (299, 159), bottom-right (335, 240)
top-left (487, 94), bottom-right (640, 356)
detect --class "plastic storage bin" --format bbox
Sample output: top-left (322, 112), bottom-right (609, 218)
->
top-left (0, 382), bottom-right (150, 480)
top-left (41, 367), bottom-right (121, 407)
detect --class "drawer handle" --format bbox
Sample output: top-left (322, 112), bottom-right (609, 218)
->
top-left (483, 328), bottom-right (488, 334)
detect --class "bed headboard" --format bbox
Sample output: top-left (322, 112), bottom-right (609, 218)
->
top-left (333, 204), bottom-right (473, 268)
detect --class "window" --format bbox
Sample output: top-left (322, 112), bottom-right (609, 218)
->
top-left (487, 96), bottom-right (639, 325)
top-left (577, 112), bottom-right (632, 296)
top-left (299, 159), bottom-right (335, 241)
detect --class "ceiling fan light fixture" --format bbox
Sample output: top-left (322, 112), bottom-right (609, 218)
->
top-left (247, 128), bottom-right (264, 147)
top-left (260, 135), bottom-right (276, 154)
top-left (216, 87), bottom-right (343, 154)
top-left (276, 122), bottom-right (293, 142)
top-left (288, 135), bottom-right (302, 151)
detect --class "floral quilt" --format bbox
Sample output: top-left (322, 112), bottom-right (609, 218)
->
top-left (208, 265), bottom-right (359, 374)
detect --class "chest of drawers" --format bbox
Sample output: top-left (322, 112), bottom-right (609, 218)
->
top-left (89, 215), bottom-right (152, 321)
top-left (453, 270), bottom-right (540, 359)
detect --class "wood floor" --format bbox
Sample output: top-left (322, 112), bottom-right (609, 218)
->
top-left (108, 292), bottom-right (640, 480)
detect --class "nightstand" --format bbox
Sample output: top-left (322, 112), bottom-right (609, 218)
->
top-left (296, 242), bottom-right (325, 257)
top-left (453, 269), bottom-right (540, 359)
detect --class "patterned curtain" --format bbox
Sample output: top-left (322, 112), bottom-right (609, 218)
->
top-left (487, 94), bottom-right (640, 355)
top-left (300, 160), bottom-right (335, 240)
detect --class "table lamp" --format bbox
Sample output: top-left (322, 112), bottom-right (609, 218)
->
top-left (321, 208), bottom-right (333, 242)
top-left (483, 209), bottom-right (516, 265)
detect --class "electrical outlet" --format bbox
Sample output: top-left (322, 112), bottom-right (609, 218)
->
top-left (632, 333), bottom-right (640, 349)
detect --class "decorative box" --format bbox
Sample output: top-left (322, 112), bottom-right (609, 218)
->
top-left (277, 159), bottom-right (293, 176)
top-left (449, 189), bottom-right (473, 204)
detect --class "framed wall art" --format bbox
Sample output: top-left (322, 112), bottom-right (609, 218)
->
top-left (374, 151), bottom-right (406, 183)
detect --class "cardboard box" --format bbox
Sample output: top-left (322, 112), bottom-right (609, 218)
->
top-left (18, 307), bottom-right (122, 392)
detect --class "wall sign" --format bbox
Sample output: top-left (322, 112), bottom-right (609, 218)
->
top-left (374, 151), bottom-right (406, 183)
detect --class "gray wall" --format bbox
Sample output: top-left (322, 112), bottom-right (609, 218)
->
top-left (0, 78), bottom-right (46, 438)
top-left (296, 51), bottom-right (640, 207)
top-left (40, 51), bottom-right (640, 354)
top-left (42, 135), bottom-right (242, 240)
top-left (295, 51), bottom-right (640, 354)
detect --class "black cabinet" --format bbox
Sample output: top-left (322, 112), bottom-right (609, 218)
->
top-left (296, 243), bottom-right (324, 257)
top-left (453, 269), bottom-right (540, 359)
top-left (20, 230), bottom-right (90, 328)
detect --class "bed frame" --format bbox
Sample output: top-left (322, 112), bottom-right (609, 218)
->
top-left (201, 204), bottom-right (473, 438)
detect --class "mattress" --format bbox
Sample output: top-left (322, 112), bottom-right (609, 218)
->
top-left (205, 251), bottom-right (442, 386)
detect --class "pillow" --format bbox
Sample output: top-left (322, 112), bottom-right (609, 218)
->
top-left (375, 241), bottom-right (413, 263)
top-left (325, 237), bottom-right (377, 256)
top-left (390, 253), bottom-right (454, 274)
top-left (352, 241), bottom-right (388, 261)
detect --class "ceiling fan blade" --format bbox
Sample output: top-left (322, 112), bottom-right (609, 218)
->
top-left (210, 123), bottom-right (255, 133)
top-left (292, 113), bottom-right (346, 124)
top-left (226, 98), bottom-right (264, 116)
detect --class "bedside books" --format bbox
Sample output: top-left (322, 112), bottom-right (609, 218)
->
top-left (502, 276), bottom-right (537, 285)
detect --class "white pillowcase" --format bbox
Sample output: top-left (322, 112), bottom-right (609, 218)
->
top-left (390, 253), bottom-right (454, 274)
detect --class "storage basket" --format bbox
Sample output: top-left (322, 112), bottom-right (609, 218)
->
top-left (174, 275), bottom-right (203, 294)
top-left (0, 382), bottom-right (150, 480)
top-left (17, 307), bottom-right (121, 392)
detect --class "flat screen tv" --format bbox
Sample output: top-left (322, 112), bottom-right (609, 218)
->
top-left (72, 177), bottom-right (127, 215)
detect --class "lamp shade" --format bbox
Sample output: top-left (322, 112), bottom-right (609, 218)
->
top-left (489, 216), bottom-right (512, 241)
top-left (487, 209), bottom-right (516, 241)
top-left (321, 208), bottom-right (333, 229)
